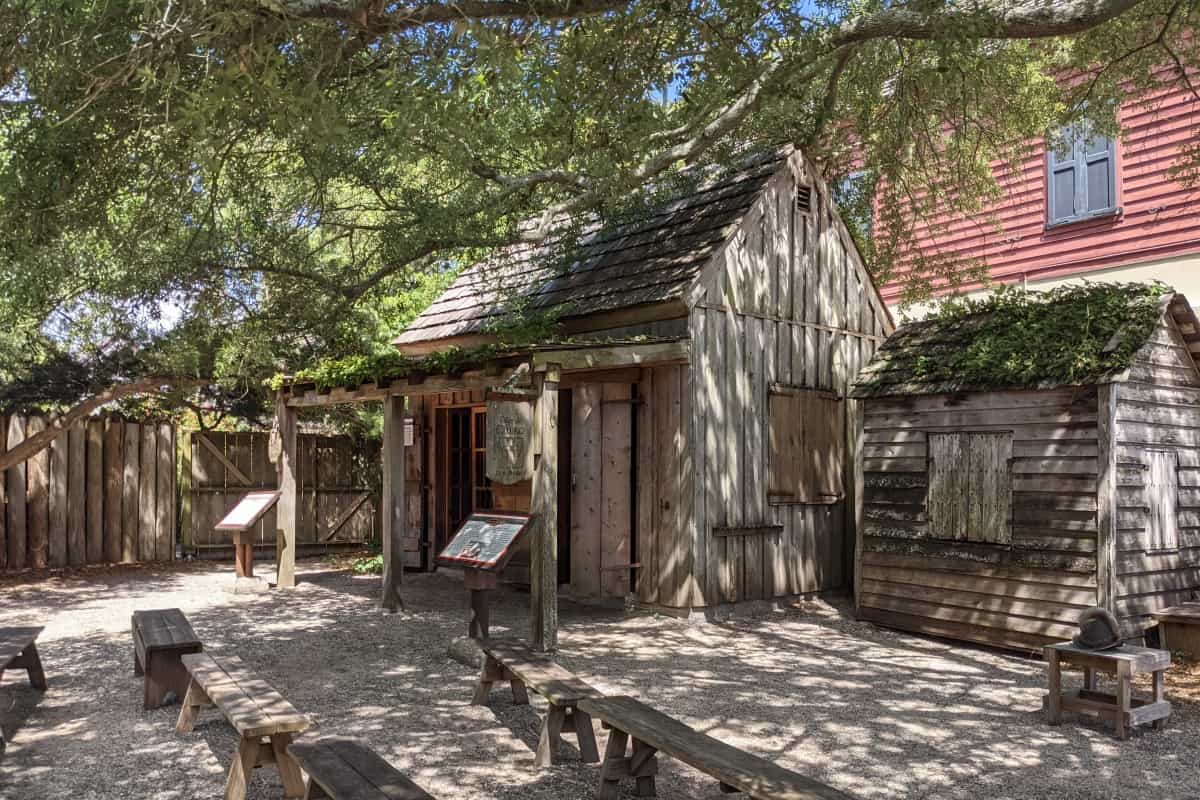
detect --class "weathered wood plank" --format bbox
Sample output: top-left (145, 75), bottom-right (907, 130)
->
top-left (48, 421), bottom-right (69, 568)
top-left (600, 382), bottom-right (632, 599)
top-left (26, 416), bottom-right (49, 569)
top-left (157, 424), bottom-right (174, 561)
top-left (122, 422), bottom-right (140, 563)
top-left (139, 424), bottom-right (158, 562)
top-left (68, 425), bottom-right (87, 566)
top-left (4, 415), bottom-right (24, 570)
top-left (636, 370), bottom-right (658, 604)
top-left (103, 419), bottom-right (123, 562)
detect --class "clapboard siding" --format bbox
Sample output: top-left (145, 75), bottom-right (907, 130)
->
top-left (687, 150), bottom-right (891, 607)
top-left (1, 415), bottom-right (176, 571)
top-left (857, 388), bottom-right (1102, 650)
top-left (1111, 315), bottom-right (1200, 633)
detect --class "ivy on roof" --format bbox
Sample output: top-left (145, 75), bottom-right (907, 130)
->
top-left (269, 335), bottom-right (668, 394)
top-left (852, 282), bottom-right (1172, 397)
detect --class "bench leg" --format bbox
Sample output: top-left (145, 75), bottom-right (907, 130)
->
top-left (471, 656), bottom-right (503, 706)
top-left (536, 703), bottom-right (567, 767)
top-left (1116, 662), bottom-right (1131, 740)
top-left (11, 644), bottom-right (47, 691)
top-left (133, 622), bottom-right (144, 676)
top-left (271, 732), bottom-right (307, 799)
top-left (631, 738), bottom-right (657, 797)
top-left (224, 735), bottom-right (260, 800)
top-left (510, 676), bottom-right (530, 705)
top-left (305, 780), bottom-right (331, 799)
top-left (144, 649), bottom-right (196, 710)
top-left (598, 728), bottom-right (629, 800)
top-left (572, 708), bottom-right (600, 763)
top-left (1045, 649), bottom-right (1062, 725)
top-left (1153, 670), bottom-right (1167, 730)
top-left (175, 678), bottom-right (211, 734)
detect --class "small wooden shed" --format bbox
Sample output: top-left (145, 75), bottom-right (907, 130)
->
top-left (850, 287), bottom-right (1200, 651)
top-left (276, 147), bottom-right (892, 646)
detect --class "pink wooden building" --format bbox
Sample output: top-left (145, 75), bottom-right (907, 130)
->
top-left (876, 68), bottom-right (1200, 308)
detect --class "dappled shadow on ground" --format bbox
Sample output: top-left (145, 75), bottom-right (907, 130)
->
top-left (0, 559), bottom-right (1198, 799)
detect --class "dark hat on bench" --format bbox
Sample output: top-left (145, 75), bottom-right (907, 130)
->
top-left (1073, 607), bottom-right (1122, 651)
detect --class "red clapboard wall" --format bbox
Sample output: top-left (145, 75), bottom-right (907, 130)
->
top-left (881, 67), bottom-right (1200, 304)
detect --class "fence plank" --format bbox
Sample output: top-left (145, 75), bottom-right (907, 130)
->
top-left (86, 420), bottom-right (104, 563)
top-left (49, 422), bottom-right (69, 568)
top-left (68, 425), bottom-right (86, 566)
top-left (122, 422), bottom-right (140, 562)
top-left (0, 415), bottom-right (5, 570)
top-left (157, 423), bottom-right (173, 561)
top-left (179, 431), bottom-right (192, 549)
top-left (6, 415), bottom-right (25, 570)
top-left (104, 419), bottom-right (124, 562)
top-left (26, 416), bottom-right (49, 569)
top-left (139, 424), bottom-right (157, 562)
top-left (197, 432), bottom-right (253, 486)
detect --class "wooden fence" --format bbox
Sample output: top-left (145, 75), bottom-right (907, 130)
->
top-left (2, 415), bottom-right (175, 570)
top-left (182, 431), bottom-right (380, 553)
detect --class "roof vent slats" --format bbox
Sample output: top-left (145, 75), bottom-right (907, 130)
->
top-left (795, 185), bottom-right (813, 214)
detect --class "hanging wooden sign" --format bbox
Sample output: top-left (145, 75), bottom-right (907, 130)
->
top-left (485, 391), bottom-right (536, 484)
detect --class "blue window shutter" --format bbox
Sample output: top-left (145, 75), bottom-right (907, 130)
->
top-left (1046, 126), bottom-right (1080, 224)
top-left (1082, 131), bottom-right (1116, 214)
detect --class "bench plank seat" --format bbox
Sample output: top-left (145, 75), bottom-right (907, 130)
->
top-left (0, 626), bottom-right (47, 756)
top-left (289, 737), bottom-right (437, 800)
top-left (177, 653), bottom-right (312, 800)
top-left (133, 609), bottom-right (202, 709)
top-left (473, 638), bottom-right (602, 767)
top-left (579, 696), bottom-right (853, 800)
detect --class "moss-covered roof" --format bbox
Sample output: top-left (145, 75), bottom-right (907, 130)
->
top-left (850, 283), bottom-right (1187, 398)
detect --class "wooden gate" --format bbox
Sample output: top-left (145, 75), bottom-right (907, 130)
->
top-left (181, 431), bottom-right (380, 552)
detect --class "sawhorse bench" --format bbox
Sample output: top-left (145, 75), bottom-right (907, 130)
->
top-left (0, 626), bottom-right (47, 757)
top-left (176, 653), bottom-right (312, 800)
top-left (133, 608), bottom-right (203, 709)
top-left (471, 638), bottom-right (602, 766)
top-left (579, 696), bottom-right (854, 800)
top-left (289, 736), bottom-right (437, 799)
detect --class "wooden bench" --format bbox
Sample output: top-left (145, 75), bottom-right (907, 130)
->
top-left (471, 638), bottom-right (602, 767)
top-left (579, 696), bottom-right (854, 800)
top-left (133, 608), bottom-right (203, 709)
top-left (0, 626), bottom-right (47, 757)
top-left (176, 653), bottom-right (312, 800)
top-left (289, 736), bottom-right (437, 799)
top-left (1044, 641), bottom-right (1172, 739)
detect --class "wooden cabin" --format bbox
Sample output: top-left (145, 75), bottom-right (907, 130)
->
top-left (278, 148), bottom-right (892, 629)
top-left (850, 287), bottom-right (1200, 651)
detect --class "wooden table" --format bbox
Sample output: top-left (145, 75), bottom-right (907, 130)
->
top-left (1044, 642), bottom-right (1171, 739)
top-left (176, 653), bottom-right (312, 800)
top-left (289, 737), bottom-right (438, 799)
top-left (1151, 603), bottom-right (1200, 659)
top-left (133, 608), bottom-right (203, 709)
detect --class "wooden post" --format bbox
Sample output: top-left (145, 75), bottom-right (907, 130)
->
top-left (380, 394), bottom-right (406, 612)
top-left (530, 365), bottom-right (560, 652)
top-left (1096, 383), bottom-right (1118, 614)
top-left (275, 394), bottom-right (298, 589)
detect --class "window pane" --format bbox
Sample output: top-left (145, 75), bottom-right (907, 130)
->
top-left (1052, 168), bottom-right (1076, 220)
top-left (1086, 158), bottom-right (1113, 211)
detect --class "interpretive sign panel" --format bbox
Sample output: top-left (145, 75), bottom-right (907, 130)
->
top-left (214, 491), bottom-right (281, 532)
top-left (436, 512), bottom-right (533, 571)
top-left (485, 396), bottom-right (535, 484)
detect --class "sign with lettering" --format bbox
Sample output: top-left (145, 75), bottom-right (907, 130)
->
top-left (214, 491), bottom-right (281, 532)
top-left (485, 396), bottom-right (535, 484)
top-left (436, 512), bottom-right (533, 571)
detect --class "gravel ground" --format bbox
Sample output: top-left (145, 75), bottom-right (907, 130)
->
top-left (0, 557), bottom-right (1197, 800)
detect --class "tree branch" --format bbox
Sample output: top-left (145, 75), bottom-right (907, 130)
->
top-left (836, 0), bottom-right (1149, 45)
top-left (259, 0), bottom-right (634, 34)
top-left (0, 377), bottom-right (205, 473)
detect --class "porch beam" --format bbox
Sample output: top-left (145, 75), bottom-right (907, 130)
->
top-left (531, 340), bottom-right (689, 372)
top-left (380, 394), bottom-right (407, 612)
top-left (530, 363), bottom-right (561, 652)
top-left (274, 394), bottom-right (299, 589)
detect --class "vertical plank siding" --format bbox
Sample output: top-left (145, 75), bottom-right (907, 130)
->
top-left (1111, 316), bottom-right (1200, 634)
top-left (183, 430), bottom-right (380, 555)
top-left (684, 152), bottom-right (892, 607)
top-left (0, 415), bottom-right (177, 571)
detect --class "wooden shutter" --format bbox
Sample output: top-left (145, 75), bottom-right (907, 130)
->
top-left (1047, 122), bottom-right (1117, 225)
top-left (768, 386), bottom-right (844, 504)
top-left (1146, 450), bottom-right (1179, 551)
top-left (928, 432), bottom-right (1012, 544)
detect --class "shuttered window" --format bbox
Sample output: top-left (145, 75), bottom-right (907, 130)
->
top-left (768, 385), bottom-right (844, 505)
top-left (1046, 121), bottom-right (1117, 226)
top-left (1145, 450), bottom-right (1179, 551)
top-left (927, 432), bottom-right (1013, 544)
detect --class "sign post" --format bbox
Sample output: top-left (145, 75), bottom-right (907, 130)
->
top-left (214, 491), bottom-right (281, 582)
top-left (437, 512), bottom-right (534, 639)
